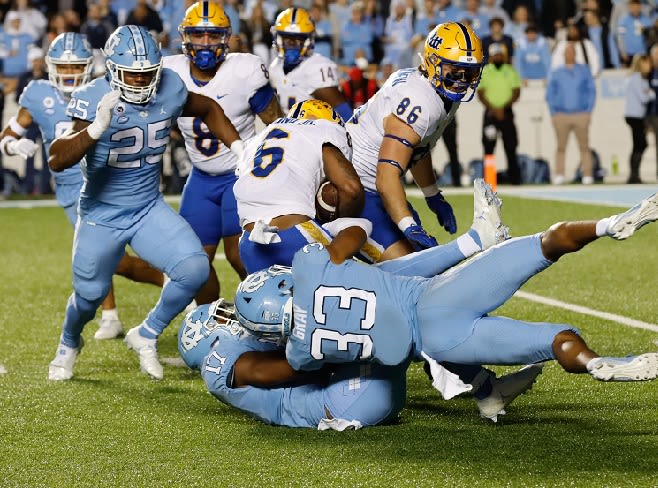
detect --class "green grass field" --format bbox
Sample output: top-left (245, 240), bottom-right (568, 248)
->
top-left (1, 194), bottom-right (657, 487)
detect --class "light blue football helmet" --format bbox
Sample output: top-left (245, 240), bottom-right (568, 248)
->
top-left (234, 265), bottom-right (294, 339)
top-left (103, 25), bottom-right (162, 104)
top-left (178, 299), bottom-right (241, 369)
top-left (46, 32), bottom-right (94, 93)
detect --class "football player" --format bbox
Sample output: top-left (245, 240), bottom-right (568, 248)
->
top-left (269, 7), bottom-right (353, 121)
top-left (47, 25), bottom-right (243, 381)
top-left (234, 192), bottom-right (658, 412)
top-left (178, 299), bottom-right (407, 430)
top-left (348, 22), bottom-right (485, 261)
top-left (233, 99), bottom-right (364, 274)
top-left (162, 1), bottom-right (284, 305)
top-left (0, 32), bottom-right (163, 341)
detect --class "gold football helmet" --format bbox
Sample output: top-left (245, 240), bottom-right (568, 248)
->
top-left (179, 1), bottom-right (231, 70)
top-left (272, 7), bottom-right (315, 70)
top-left (288, 99), bottom-right (342, 124)
top-left (420, 22), bottom-right (484, 102)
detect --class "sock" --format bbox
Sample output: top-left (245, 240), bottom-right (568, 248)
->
top-left (101, 308), bottom-right (119, 321)
top-left (138, 322), bottom-right (158, 340)
top-left (457, 230), bottom-right (482, 256)
top-left (586, 357), bottom-right (602, 372)
top-left (596, 218), bottom-right (611, 237)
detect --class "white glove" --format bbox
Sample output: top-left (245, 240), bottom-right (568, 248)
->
top-left (87, 90), bottom-right (121, 140)
top-left (248, 219), bottom-right (282, 244)
top-left (6, 138), bottom-right (38, 159)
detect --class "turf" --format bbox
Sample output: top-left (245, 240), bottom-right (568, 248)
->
top-left (1, 194), bottom-right (657, 487)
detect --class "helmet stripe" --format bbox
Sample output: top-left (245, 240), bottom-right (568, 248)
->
top-left (291, 102), bottom-right (303, 118)
top-left (64, 32), bottom-right (74, 51)
top-left (291, 8), bottom-right (298, 24)
top-left (128, 25), bottom-right (146, 58)
top-left (202, 0), bottom-right (209, 21)
top-left (455, 22), bottom-right (472, 52)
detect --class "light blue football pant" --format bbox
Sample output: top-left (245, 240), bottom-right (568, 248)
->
top-left (203, 354), bottom-right (408, 428)
top-left (416, 234), bottom-right (577, 366)
top-left (55, 181), bottom-right (82, 227)
top-left (59, 199), bottom-right (209, 347)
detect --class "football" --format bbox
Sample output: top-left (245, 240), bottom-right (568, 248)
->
top-left (315, 180), bottom-right (339, 222)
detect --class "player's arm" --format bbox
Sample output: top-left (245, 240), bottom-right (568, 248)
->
top-left (322, 143), bottom-right (364, 218)
top-left (232, 349), bottom-right (328, 387)
top-left (256, 95), bottom-right (284, 124)
top-left (0, 107), bottom-right (38, 159)
top-left (49, 90), bottom-right (121, 172)
top-left (312, 86), bottom-right (352, 122)
top-left (182, 91), bottom-right (242, 156)
top-left (324, 219), bottom-right (372, 264)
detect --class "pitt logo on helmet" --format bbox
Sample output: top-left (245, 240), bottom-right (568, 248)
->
top-left (421, 22), bottom-right (484, 102)
top-left (179, 1), bottom-right (232, 70)
top-left (273, 7), bottom-right (315, 69)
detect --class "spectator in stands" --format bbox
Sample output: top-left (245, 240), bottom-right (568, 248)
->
top-left (436, 0), bottom-right (464, 24)
top-left (310, 2), bottom-right (333, 60)
top-left (552, 23), bottom-right (601, 77)
top-left (480, 0), bottom-right (511, 26)
top-left (414, 0), bottom-right (437, 39)
top-left (546, 42), bottom-right (596, 185)
top-left (506, 4), bottom-right (531, 43)
top-left (462, 0), bottom-right (491, 38)
top-left (624, 53), bottom-right (654, 183)
top-left (617, 0), bottom-right (651, 66)
top-left (583, 5), bottom-right (621, 69)
top-left (514, 24), bottom-right (551, 83)
top-left (340, 2), bottom-right (374, 65)
top-left (363, 0), bottom-right (385, 64)
top-left (539, 0), bottom-right (576, 39)
top-left (478, 42), bottom-right (522, 185)
top-left (81, 2), bottom-right (115, 50)
top-left (329, 0), bottom-right (352, 48)
top-left (481, 16), bottom-right (515, 63)
top-left (5, 0), bottom-right (46, 43)
top-left (340, 60), bottom-right (378, 109)
top-left (647, 43), bottom-right (658, 180)
top-left (108, 0), bottom-right (137, 25)
top-left (96, 0), bottom-right (118, 28)
top-left (0, 12), bottom-right (33, 79)
top-left (126, 0), bottom-right (163, 36)
top-left (383, 0), bottom-right (414, 69)
top-left (43, 13), bottom-right (72, 51)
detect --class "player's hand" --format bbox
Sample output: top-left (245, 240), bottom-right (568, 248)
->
top-left (426, 193), bottom-right (457, 234)
top-left (403, 223), bottom-right (439, 251)
top-left (87, 90), bottom-right (121, 140)
top-left (7, 138), bottom-right (38, 159)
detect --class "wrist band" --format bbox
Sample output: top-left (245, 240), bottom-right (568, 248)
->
top-left (397, 216), bottom-right (416, 232)
top-left (8, 117), bottom-right (27, 137)
top-left (421, 185), bottom-right (440, 198)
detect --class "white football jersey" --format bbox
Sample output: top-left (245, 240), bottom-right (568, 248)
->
top-left (269, 53), bottom-right (340, 112)
top-left (347, 68), bottom-right (459, 191)
top-left (234, 117), bottom-right (352, 226)
top-left (163, 53), bottom-right (270, 175)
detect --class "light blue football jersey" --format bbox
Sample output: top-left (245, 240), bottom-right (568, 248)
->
top-left (202, 325), bottom-right (407, 428)
top-left (19, 79), bottom-right (81, 186)
top-left (285, 243), bottom-right (426, 371)
top-left (66, 68), bottom-right (187, 228)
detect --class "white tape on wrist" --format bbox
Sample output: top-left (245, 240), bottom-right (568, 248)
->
top-left (230, 139), bottom-right (244, 159)
top-left (8, 117), bottom-right (27, 137)
top-left (86, 121), bottom-right (104, 140)
top-left (323, 217), bottom-right (372, 237)
top-left (397, 216), bottom-right (416, 232)
top-left (420, 184), bottom-right (440, 197)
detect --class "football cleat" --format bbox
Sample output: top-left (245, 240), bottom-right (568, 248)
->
top-left (94, 317), bottom-right (124, 340)
top-left (476, 363), bottom-right (544, 422)
top-left (125, 326), bottom-right (164, 380)
top-left (588, 353), bottom-right (658, 381)
top-left (606, 192), bottom-right (658, 240)
top-left (48, 338), bottom-right (84, 381)
top-left (470, 178), bottom-right (510, 250)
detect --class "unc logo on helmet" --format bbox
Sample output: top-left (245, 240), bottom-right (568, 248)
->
top-left (46, 32), bottom-right (94, 93)
top-left (273, 7), bottom-right (315, 70)
top-left (421, 22), bottom-right (484, 102)
top-left (179, 1), bottom-right (232, 70)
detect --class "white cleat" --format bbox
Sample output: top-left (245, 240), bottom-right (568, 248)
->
top-left (94, 317), bottom-right (124, 340)
top-left (124, 326), bottom-right (164, 380)
top-left (588, 353), bottom-right (658, 381)
top-left (48, 338), bottom-right (84, 381)
top-left (471, 178), bottom-right (510, 249)
top-left (606, 192), bottom-right (658, 240)
top-left (477, 363), bottom-right (544, 422)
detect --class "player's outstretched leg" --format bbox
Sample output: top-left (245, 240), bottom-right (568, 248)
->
top-left (469, 178), bottom-right (510, 250)
top-left (604, 191), bottom-right (658, 240)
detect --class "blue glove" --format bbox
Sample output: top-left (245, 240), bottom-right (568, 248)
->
top-left (403, 224), bottom-right (439, 251)
top-left (425, 193), bottom-right (457, 234)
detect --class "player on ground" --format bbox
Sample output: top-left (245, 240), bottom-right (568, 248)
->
top-left (234, 192), bottom-right (658, 406)
top-left (233, 99), bottom-right (364, 273)
top-left (348, 22), bottom-right (486, 260)
top-left (269, 7), bottom-right (353, 121)
top-left (47, 25), bottom-right (242, 381)
top-left (0, 32), bottom-right (163, 341)
top-left (163, 1), bottom-right (284, 304)
top-left (178, 300), bottom-right (407, 430)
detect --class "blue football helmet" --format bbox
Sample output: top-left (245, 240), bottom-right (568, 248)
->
top-left (178, 299), bottom-right (241, 369)
top-left (234, 265), bottom-right (294, 338)
top-left (103, 25), bottom-right (162, 104)
top-left (179, 1), bottom-right (232, 70)
top-left (46, 32), bottom-right (94, 94)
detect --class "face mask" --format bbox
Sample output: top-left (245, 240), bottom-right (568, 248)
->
top-left (355, 57), bottom-right (368, 70)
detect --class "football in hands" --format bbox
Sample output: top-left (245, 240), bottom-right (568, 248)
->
top-left (315, 180), bottom-right (339, 223)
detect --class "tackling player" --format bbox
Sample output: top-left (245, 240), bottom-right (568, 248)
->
top-left (0, 32), bottom-right (163, 341)
top-left (163, 1), bottom-right (284, 305)
top-left (269, 7), bottom-right (353, 121)
top-left (348, 22), bottom-right (486, 260)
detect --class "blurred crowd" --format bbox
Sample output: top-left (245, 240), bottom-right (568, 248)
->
top-left (2, 0), bottom-right (658, 193)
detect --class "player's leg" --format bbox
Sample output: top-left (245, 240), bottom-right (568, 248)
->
top-left (95, 281), bottom-right (124, 340)
top-left (221, 182), bottom-right (247, 281)
top-left (48, 221), bottom-right (127, 380)
top-left (113, 252), bottom-right (164, 286)
top-left (126, 199), bottom-right (209, 379)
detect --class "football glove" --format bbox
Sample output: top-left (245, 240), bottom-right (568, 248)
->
top-left (403, 224), bottom-right (439, 251)
top-left (5, 138), bottom-right (38, 159)
top-left (426, 193), bottom-right (457, 234)
top-left (87, 90), bottom-right (121, 140)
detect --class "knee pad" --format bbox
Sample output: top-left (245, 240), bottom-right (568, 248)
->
top-left (168, 252), bottom-right (210, 291)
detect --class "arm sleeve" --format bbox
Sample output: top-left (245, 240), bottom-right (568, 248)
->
top-left (248, 83), bottom-right (276, 114)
